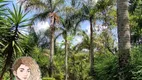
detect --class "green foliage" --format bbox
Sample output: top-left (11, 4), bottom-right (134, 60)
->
top-left (68, 53), bottom-right (90, 80)
top-left (94, 53), bottom-right (119, 80)
top-left (131, 46), bottom-right (142, 80)
top-left (53, 73), bottom-right (64, 80)
top-left (31, 46), bottom-right (49, 77)
top-left (129, 0), bottom-right (142, 45)
top-left (3, 72), bottom-right (10, 80)
top-left (132, 66), bottom-right (142, 80)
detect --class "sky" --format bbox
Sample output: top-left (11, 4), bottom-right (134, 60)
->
top-left (7, 0), bottom-right (117, 46)
top-left (33, 20), bottom-right (90, 46)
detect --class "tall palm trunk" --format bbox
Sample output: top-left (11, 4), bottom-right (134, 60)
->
top-left (117, 0), bottom-right (131, 79)
top-left (65, 31), bottom-right (68, 80)
top-left (89, 17), bottom-right (95, 76)
top-left (49, 16), bottom-right (55, 77)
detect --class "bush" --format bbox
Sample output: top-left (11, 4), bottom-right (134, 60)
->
top-left (68, 53), bottom-right (90, 80)
top-left (94, 53), bottom-right (119, 80)
top-left (131, 46), bottom-right (142, 80)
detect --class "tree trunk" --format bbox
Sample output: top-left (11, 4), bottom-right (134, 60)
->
top-left (49, 13), bottom-right (56, 77)
top-left (65, 32), bottom-right (68, 80)
top-left (49, 26), bottom-right (55, 77)
top-left (89, 17), bottom-right (95, 76)
top-left (117, 0), bottom-right (131, 79)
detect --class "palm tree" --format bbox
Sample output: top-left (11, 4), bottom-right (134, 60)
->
top-left (18, 0), bottom-right (64, 77)
top-left (59, 6), bottom-right (82, 80)
top-left (117, 0), bottom-right (131, 79)
top-left (0, 3), bottom-right (31, 79)
top-left (76, 0), bottom-right (116, 76)
top-left (78, 0), bottom-right (99, 76)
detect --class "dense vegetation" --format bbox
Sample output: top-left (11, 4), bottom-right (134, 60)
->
top-left (0, 0), bottom-right (142, 80)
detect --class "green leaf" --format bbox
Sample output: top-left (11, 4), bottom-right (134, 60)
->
top-left (0, 42), bottom-right (5, 47)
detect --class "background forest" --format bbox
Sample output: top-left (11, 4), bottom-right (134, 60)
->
top-left (0, 0), bottom-right (142, 80)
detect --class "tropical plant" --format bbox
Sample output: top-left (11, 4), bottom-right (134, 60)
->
top-left (0, 3), bottom-right (31, 79)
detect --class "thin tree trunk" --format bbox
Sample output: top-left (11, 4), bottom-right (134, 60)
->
top-left (117, 0), bottom-right (131, 79)
top-left (89, 17), bottom-right (95, 76)
top-left (49, 13), bottom-right (56, 77)
top-left (65, 32), bottom-right (68, 80)
top-left (49, 26), bottom-right (55, 77)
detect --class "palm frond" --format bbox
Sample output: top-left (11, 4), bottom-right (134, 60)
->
top-left (24, 1), bottom-right (48, 11)
top-left (14, 41), bottom-right (24, 56)
top-left (1, 41), bottom-right (11, 56)
top-left (7, 8), bottom-right (16, 23)
top-left (53, 0), bottom-right (64, 11)
top-left (54, 32), bottom-right (62, 42)
top-left (0, 42), bottom-right (5, 47)
top-left (12, 3), bottom-right (18, 21)
top-left (20, 18), bottom-right (30, 24)
top-left (22, 10), bottom-right (30, 19)
top-left (72, 30), bottom-right (90, 53)
top-left (33, 10), bottom-right (51, 22)
top-left (6, 3), bottom-right (30, 28)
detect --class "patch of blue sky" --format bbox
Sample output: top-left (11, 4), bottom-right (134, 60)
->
top-left (111, 27), bottom-right (118, 44)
